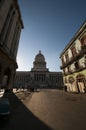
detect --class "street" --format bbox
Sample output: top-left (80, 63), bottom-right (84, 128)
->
top-left (0, 89), bottom-right (86, 130)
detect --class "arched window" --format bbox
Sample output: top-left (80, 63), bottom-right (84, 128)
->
top-left (68, 76), bottom-right (75, 83)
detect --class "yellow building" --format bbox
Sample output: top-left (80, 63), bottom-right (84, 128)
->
top-left (0, 0), bottom-right (23, 90)
top-left (60, 21), bottom-right (86, 93)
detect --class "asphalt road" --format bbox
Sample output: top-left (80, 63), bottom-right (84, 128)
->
top-left (0, 89), bottom-right (86, 130)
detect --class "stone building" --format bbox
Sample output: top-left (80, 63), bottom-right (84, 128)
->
top-left (14, 51), bottom-right (63, 89)
top-left (60, 21), bottom-right (86, 93)
top-left (0, 0), bottom-right (23, 90)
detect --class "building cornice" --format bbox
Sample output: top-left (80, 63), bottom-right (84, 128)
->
top-left (60, 20), bottom-right (86, 58)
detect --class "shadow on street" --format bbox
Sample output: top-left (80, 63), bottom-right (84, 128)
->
top-left (0, 92), bottom-right (53, 130)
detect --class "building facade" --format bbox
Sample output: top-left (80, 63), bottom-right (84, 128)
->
top-left (0, 0), bottom-right (23, 90)
top-left (60, 21), bottom-right (86, 93)
top-left (14, 51), bottom-right (63, 89)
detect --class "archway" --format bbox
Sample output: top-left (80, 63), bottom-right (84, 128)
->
top-left (68, 76), bottom-right (75, 92)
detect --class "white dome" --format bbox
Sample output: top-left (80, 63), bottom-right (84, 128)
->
top-left (35, 51), bottom-right (45, 62)
top-left (31, 51), bottom-right (49, 71)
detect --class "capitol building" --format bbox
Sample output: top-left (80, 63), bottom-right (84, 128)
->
top-left (14, 51), bottom-right (63, 89)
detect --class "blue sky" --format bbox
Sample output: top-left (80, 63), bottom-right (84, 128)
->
top-left (17, 0), bottom-right (86, 72)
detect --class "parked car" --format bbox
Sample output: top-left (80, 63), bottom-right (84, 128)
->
top-left (0, 98), bottom-right (11, 119)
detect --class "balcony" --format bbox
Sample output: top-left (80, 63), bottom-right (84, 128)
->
top-left (60, 59), bottom-right (73, 69)
top-left (64, 70), bottom-right (74, 76)
top-left (60, 45), bottom-right (86, 69)
top-left (71, 66), bottom-right (86, 73)
top-left (74, 66), bottom-right (86, 73)
top-left (63, 66), bottom-right (86, 76)
top-left (81, 45), bottom-right (86, 54)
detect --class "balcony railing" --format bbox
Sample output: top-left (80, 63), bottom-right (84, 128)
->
top-left (74, 66), bottom-right (86, 72)
top-left (63, 71), bottom-right (73, 76)
top-left (63, 66), bottom-right (86, 76)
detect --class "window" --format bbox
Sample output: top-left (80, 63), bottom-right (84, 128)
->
top-left (62, 57), bottom-right (64, 64)
top-left (67, 66), bottom-right (71, 72)
top-left (68, 76), bottom-right (74, 83)
top-left (81, 35), bottom-right (86, 46)
top-left (71, 46), bottom-right (77, 57)
top-left (65, 53), bottom-right (69, 62)
top-left (74, 62), bottom-right (80, 70)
